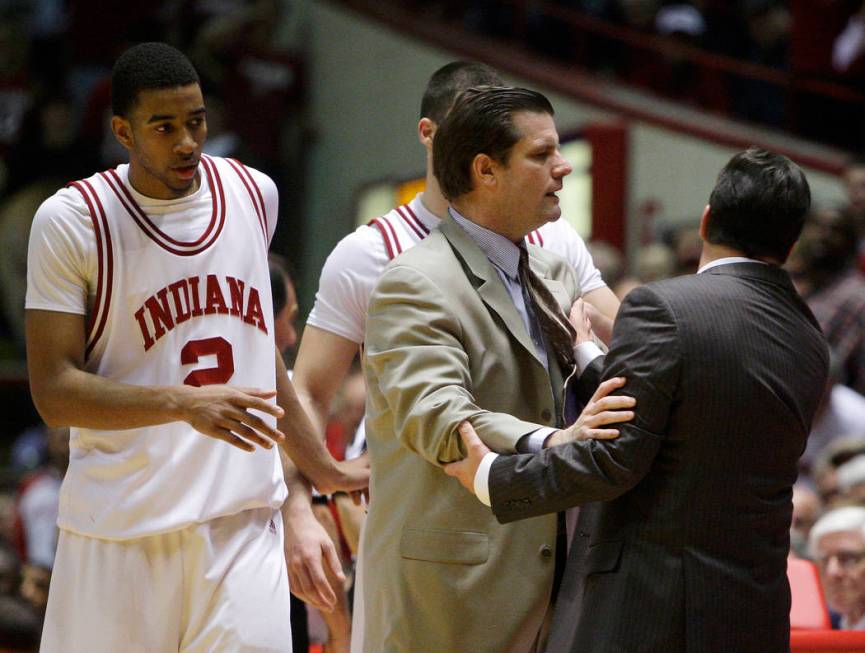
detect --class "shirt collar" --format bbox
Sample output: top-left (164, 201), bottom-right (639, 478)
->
top-left (449, 207), bottom-right (523, 279)
top-left (697, 256), bottom-right (766, 274)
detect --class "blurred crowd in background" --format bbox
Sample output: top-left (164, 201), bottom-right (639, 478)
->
top-left (1, 0), bottom-right (865, 649)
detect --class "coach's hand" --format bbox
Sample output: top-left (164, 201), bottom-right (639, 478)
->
top-left (444, 422), bottom-right (489, 496)
top-left (174, 385), bottom-right (286, 451)
top-left (547, 377), bottom-right (635, 447)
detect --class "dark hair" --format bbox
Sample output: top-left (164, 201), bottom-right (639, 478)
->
top-left (268, 253), bottom-right (295, 314)
top-left (433, 86), bottom-right (554, 200)
top-left (111, 42), bottom-right (200, 117)
top-left (706, 148), bottom-right (811, 262)
top-left (420, 61), bottom-right (504, 124)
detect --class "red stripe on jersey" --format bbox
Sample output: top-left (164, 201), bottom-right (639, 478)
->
top-left (395, 205), bottom-right (425, 240)
top-left (401, 203), bottom-right (430, 235)
top-left (370, 218), bottom-right (396, 260)
top-left (225, 158), bottom-right (266, 245)
top-left (526, 232), bottom-right (535, 245)
top-left (379, 216), bottom-right (403, 256)
top-left (227, 157), bottom-right (268, 242)
top-left (534, 230), bottom-right (544, 247)
top-left (100, 164), bottom-right (225, 256)
top-left (70, 180), bottom-right (113, 360)
top-left (104, 169), bottom-right (218, 248)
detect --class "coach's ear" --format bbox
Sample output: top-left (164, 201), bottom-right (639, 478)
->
top-left (699, 204), bottom-right (711, 239)
top-left (111, 116), bottom-right (134, 151)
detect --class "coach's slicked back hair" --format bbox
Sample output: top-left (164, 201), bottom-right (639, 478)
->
top-left (420, 62), bottom-right (504, 124)
top-left (433, 86), bottom-right (554, 201)
top-left (111, 42), bottom-right (200, 117)
top-left (707, 148), bottom-right (811, 262)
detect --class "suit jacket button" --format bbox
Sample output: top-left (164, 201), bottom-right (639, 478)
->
top-left (539, 544), bottom-right (553, 559)
top-left (541, 409), bottom-right (552, 423)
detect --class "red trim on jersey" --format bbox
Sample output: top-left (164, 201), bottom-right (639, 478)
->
top-left (528, 229), bottom-right (544, 247)
top-left (100, 161), bottom-right (226, 256)
top-left (395, 205), bottom-right (425, 240)
top-left (69, 180), bottom-right (113, 360)
top-left (401, 203), bottom-right (430, 235)
top-left (224, 158), bottom-right (266, 245)
top-left (379, 216), bottom-right (403, 256)
top-left (526, 232), bottom-right (536, 245)
top-left (227, 157), bottom-right (268, 242)
top-left (370, 218), bottom-right (396, 260)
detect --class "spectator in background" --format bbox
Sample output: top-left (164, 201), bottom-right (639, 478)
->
top-left (843, 155), bottom-right (865, 271)
top-left (586, 240), bottom-right (626, 291)
top-left (789, 206), bottom-right (865, 395)
top-left (791, 483), bottom-right (823, 559)
top-left (803, 352), bottom-right (865, 472)
top-left (813, 438), bottom-right (865, 507)
top-left (835, 455), bottom-right (865, 506)
top-left (810, 506), bottom-right (865, 630)
top-left (13, 426), bottom-right (67, 572)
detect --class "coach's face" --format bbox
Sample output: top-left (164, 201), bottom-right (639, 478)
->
top-left (492, 110), bottom-right (572, 238)
top-left (112, 83), bottom-right (207, 200)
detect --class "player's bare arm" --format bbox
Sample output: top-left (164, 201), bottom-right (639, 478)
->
top-left (26, 309), bottom-right (285, 452)
top-left (291, 325), bottom-right (359, 435)
top-left (582, 285), bottom-right (619, 345)
top-left (279, 448), bottom-right (345, 612)
top-left (274, 350), bottom-right (370, 495)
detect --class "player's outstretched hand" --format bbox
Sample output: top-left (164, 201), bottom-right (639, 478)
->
top-left (175, 385), bottom-right (286, 451)
top-left (284, 507), bottom-right (345, 612)
top-left (547, 377), bottom-right (635, 446)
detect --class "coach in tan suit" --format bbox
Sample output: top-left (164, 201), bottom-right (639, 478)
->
top-left (359, 87), bottom-right (633, 652)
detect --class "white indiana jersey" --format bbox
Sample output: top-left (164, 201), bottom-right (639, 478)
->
top-left (307, 193), bottom-right (605, 346)
top-left (58, 155), bottom-right (285, 539)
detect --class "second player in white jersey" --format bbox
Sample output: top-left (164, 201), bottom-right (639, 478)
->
top-left (307, 192), bottom-right (606, 346)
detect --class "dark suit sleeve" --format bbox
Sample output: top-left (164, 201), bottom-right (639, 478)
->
top-left (490, 284), bottom-right (682, 523)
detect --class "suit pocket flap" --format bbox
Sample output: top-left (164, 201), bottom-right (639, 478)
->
top-left (577, 541), bottom-right (623, 574)
top-left (399, 528), bottom-right (489, 565)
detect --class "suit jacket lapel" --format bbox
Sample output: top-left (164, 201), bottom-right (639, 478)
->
top-left (439, 216), bottom-right (547, 369)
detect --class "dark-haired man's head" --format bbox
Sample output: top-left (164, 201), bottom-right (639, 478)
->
top-left (433, 86), bottom-right (571, 241)
top-left (110, 42), bottom-right (206, 200)
top-left (269, 253), bottom-right (298, 354)
top-left (111, 42), bottom-right (200, 118)
top-left (420, 61), bottom-right (504, 124)
top-left (704, 148), bottom-right (810, 264)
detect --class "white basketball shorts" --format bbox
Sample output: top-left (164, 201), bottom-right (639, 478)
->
top-left (41, 507), bottom-right (292, 653)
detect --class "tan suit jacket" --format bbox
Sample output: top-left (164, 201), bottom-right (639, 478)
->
top-left (360, 215), bottom-right (580, 652)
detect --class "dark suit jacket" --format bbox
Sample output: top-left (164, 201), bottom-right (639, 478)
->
top-left (488, 262), bottom-right (829, 653)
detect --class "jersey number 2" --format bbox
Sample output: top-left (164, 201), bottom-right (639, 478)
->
top-left (181, 337), bottom-right (235, 386)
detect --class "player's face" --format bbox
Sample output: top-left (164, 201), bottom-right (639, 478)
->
top-left (494, 111), bottom-right (571, 236)
top-left (119, 84), bottom-right (207, 200)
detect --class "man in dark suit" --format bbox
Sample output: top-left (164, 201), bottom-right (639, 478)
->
top-left (446, 148), bottom-right (830, 653)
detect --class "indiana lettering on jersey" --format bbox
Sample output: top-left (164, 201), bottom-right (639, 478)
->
top-left (134, 274), bottom-right (268, 351)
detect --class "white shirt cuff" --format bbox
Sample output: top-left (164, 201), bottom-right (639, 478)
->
top-left (574, 341), bottom-right (604, 374)
top-left (524, 427), bottom-right (557, 452)
top-left (473, 452), bottom-right (499, 507)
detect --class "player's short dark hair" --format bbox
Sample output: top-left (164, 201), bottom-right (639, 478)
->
top-left (706, 148), bottom-right (811, 262)
top-left (268, 253), bottom-right (295, 315)
top-left (111, 42), bottom-right (200, 117)
top-left (420, 61), bottom-right (503, 124)
top-left (433, 86), bottom-right (554, 201)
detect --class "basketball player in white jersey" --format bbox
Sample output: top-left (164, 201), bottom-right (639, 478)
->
top-left (25, 42), bottom-right (366, 653)
top-left (283, 62), bottom-right (622, 648)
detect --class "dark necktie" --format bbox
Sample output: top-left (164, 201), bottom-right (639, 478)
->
top-left (517, 246), bottom-right (576, 373)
